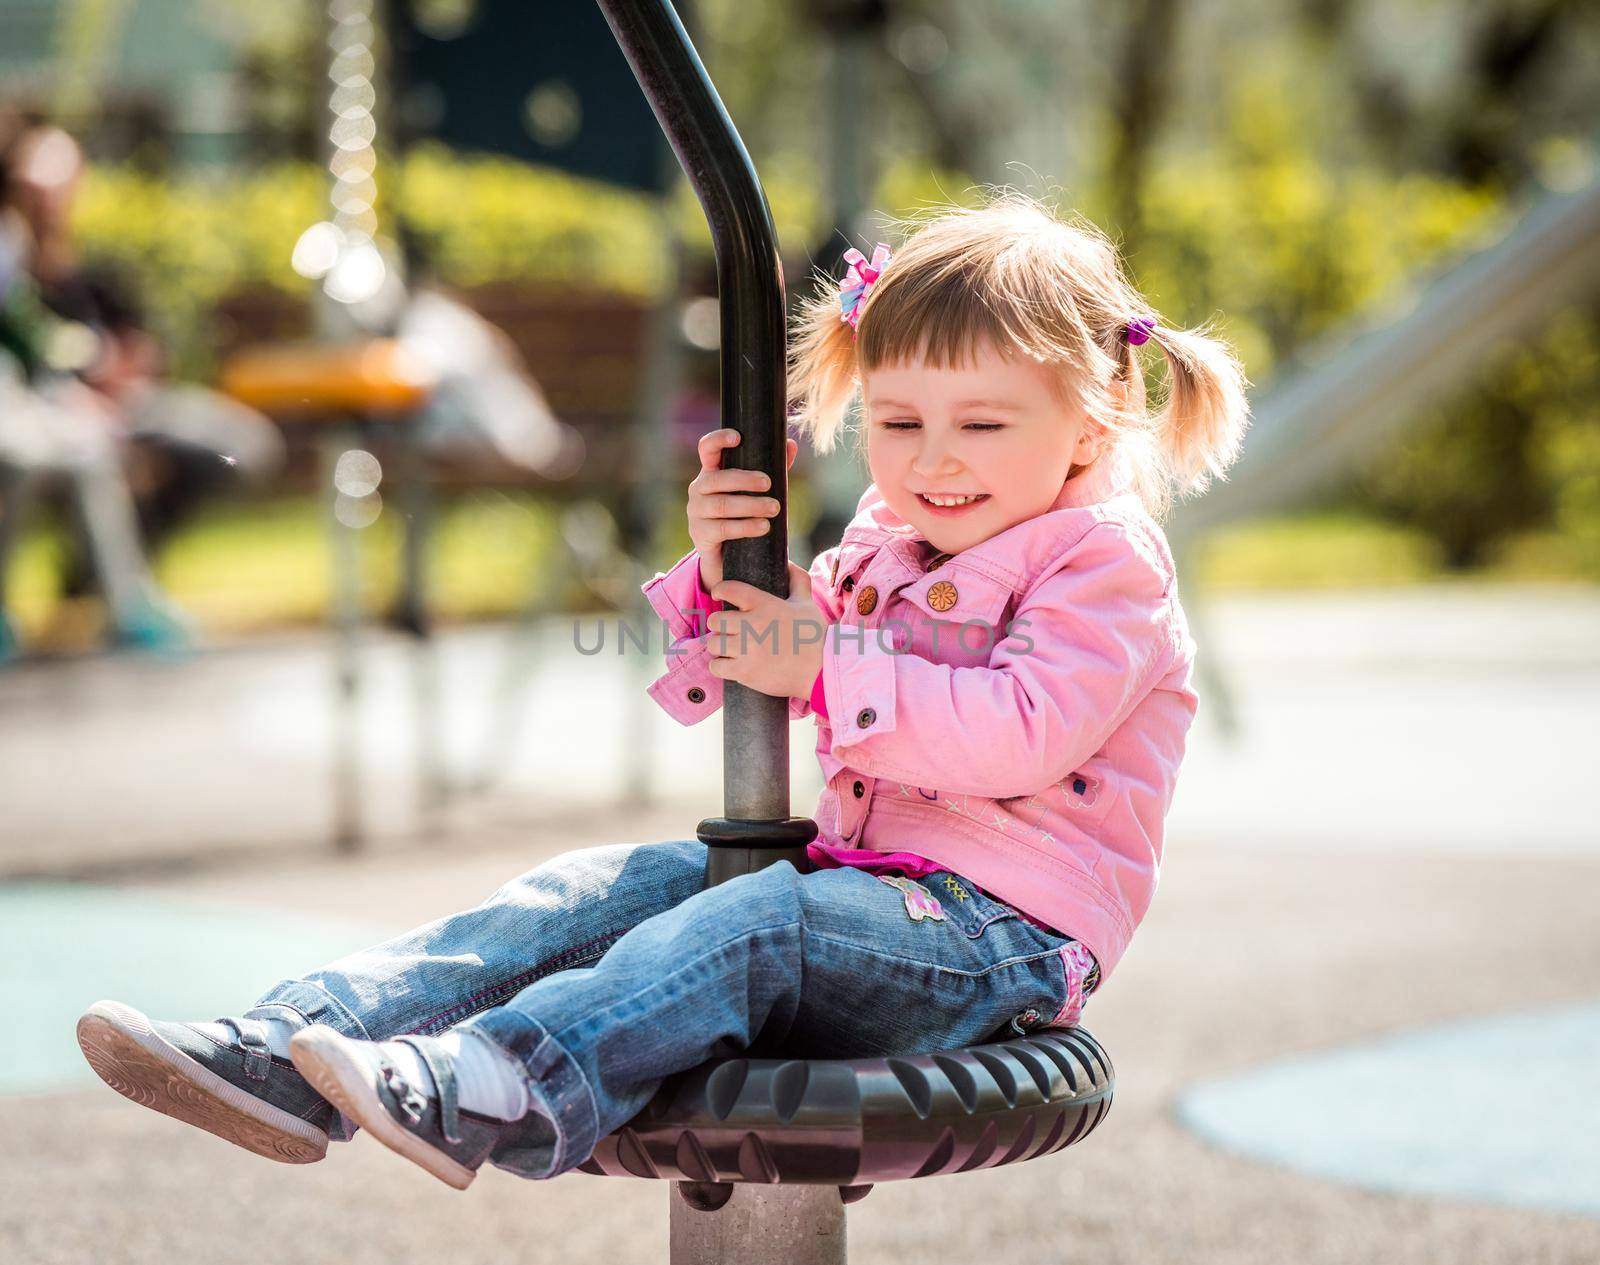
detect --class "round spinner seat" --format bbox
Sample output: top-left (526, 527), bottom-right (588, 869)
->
top-left (579, 1026), bottom-right (1113, 1191)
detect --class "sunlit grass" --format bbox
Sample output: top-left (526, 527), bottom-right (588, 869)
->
top-left (1194, 512), bottom-right (1600, 588)
top-left (1192, 512), bottom-right (1444, 589)
top-left (6, 494), bottom-right (564, 639)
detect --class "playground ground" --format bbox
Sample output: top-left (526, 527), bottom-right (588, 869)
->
top-left (2, 584), bottom-right (1598, 1263)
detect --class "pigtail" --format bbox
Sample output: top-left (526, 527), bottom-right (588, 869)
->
top-left (1147, 320), bottom-right (1251, 498)
top-left (787, 269), bottom-right (862, 455)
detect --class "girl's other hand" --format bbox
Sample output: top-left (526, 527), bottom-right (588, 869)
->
top-left (707, 561), bottom-right (826, 700)
top-left (688, 429), bottom-right (798, 591)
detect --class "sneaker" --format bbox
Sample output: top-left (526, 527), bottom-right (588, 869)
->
top-left (0, 612), bottom-right (20, 666)
top-left (76, 1000), bottom-right (332, 1164)
top-left (289, 1026), bottom-right (509, 1190)
top-left (109, 595), bottom-right (195, 659)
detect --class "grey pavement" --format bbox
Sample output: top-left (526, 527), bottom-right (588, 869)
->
top-left (3, 584), bottom-right (1596, 874)
top-left (2, 584), bottom-right (1598, 1263)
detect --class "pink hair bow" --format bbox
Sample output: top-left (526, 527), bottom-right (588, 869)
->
top-left (839, 243), bottom-right (891, 331)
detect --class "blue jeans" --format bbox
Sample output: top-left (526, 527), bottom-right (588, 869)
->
top-left (247, 840), bottom-right (1094, 1180)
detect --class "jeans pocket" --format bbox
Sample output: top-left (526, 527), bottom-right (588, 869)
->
top-left (913, 871), bottom-right (1020, 939)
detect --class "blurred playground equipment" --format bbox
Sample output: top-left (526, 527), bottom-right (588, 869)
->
top-left (1168, 156), bottom-right (1600, 730)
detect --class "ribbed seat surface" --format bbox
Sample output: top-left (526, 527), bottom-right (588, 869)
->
top-left (579, 1028), bottom-right (1113, 1185)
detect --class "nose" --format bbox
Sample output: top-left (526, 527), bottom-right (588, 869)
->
top-left (911, 430), bottom-right (962, 478)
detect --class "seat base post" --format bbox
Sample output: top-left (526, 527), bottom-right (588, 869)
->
top-left (669, 1182), bottom-right (846, 1265)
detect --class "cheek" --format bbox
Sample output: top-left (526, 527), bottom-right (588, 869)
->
top-left (983, 442), bottom-right (1048, 481)
top-left (986, 441), bottom-right (1073, 504)
top-left (865, 439), bottom-right (904, 485)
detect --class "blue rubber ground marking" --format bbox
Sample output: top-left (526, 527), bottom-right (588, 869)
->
top-left (0, 882), bottom-right (383, 1096)
top-left (1176, 999), bottom-right (1600, 1218)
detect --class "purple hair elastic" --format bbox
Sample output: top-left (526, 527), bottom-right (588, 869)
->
top-left (1125, 315), bottom-right (1157, 346)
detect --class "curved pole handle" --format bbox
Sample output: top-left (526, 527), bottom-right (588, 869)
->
top-left (594, 0), bottom-right (818, 880)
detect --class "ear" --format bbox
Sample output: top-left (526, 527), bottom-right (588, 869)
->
top-left (1073, 417), bottom-right (1110, 465)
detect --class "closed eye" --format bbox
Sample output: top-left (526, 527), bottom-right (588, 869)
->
top-left (878, 421), bottom-right (1005, 432)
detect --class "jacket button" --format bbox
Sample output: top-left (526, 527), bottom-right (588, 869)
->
top-left (852, 780), bottom-right (865, 798)
top-left (856, 585), bottom-right (878, 615)
top-left (926, 580), bottom-right (958, 612)
top-left (687, 687), bottom-right (706, 704)
top-left (856, 707), bottom-right (876, 729)
top-left (842, 576), bottom-right (855, 592)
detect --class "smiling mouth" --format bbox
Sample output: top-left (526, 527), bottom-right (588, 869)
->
top-left (917, 493), bottom-right (990, 511)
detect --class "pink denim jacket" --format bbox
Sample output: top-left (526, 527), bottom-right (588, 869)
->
top-left (639, 447), bottom-right (1199, 985)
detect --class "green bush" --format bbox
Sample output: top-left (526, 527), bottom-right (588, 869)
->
top-left (1352, 307), bottom-right (1600, 574)
top-left (1528, 311), bottom-right (1600, 575)
top-left (71, 146), bottom-right (829, 380)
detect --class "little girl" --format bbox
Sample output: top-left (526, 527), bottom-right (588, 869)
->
top-left (77, 193), bottom-right (1248, 1190)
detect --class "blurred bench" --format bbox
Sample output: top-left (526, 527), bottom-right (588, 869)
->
top-left (220, 339), bottom-right (436, 418)
top-left (211, 285), bottom-right (685, 509)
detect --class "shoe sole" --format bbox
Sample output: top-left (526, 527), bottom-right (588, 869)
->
top-left (289, 1027), bottom-right (476, 1190)
top-left (75, 1000), bottom-right (327, 1164)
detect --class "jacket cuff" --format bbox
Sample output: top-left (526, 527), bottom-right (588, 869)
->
top-left (640, 550), bottom-right (710, 642)
top-left (822, 629), bottom-right (898, 751)
top-left (646, 639), bottom-right (723, 726)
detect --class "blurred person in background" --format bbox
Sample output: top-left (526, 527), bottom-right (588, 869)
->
top-left (395, 227), bottom-right (582, 481)
top-left (0, 114), bottom-right (190, 658)
top-left (1, 120), bottom-right (284, 588)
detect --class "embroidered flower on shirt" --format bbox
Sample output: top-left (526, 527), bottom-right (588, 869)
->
top-left (1063, 772), bottom-right (1101, 809)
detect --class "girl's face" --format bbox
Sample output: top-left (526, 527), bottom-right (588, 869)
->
top-left (863, 344), bottom-right (1102, 555)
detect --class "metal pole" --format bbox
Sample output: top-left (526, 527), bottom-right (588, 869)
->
top-left (594, 0), bottom-right (817, 883)
top-left (669, 1184), bottom-right (846, 1265)
top-left (323, 431), bottom-right (363, 852)
top-left (392, 429), bottom-right (448, 835)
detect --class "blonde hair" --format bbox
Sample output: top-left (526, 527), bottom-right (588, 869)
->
top-left (789, 191), bottom-right (1251, 520)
